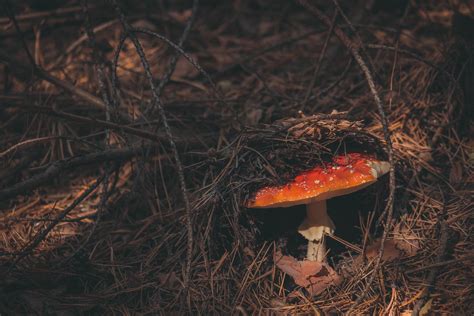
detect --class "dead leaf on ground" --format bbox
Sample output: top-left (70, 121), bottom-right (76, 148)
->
top-left (274, 251), bottom-right (342, 296)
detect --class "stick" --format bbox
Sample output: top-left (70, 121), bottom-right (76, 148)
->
top-left (20, 105), bottom-right (165, 142)
top-left (112, 0), bottom-right (196, 294)
top-left (0, 146), bottom-right (149, 202)
top-left (0, 49), bottom-right (106, 111)
top-left (302, 9), bottom-right (338, 106)
top-left (7, 176), bottom-right (104, 264)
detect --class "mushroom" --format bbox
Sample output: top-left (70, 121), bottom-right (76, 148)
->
top-left (246, 153), bottom-right (389, 262)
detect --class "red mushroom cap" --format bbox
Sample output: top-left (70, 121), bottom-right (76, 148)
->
top-left (247, 153), bottom-right (389, 208)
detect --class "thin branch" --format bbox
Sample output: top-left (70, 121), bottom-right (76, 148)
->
top-left (0, 5), bottom-right (85, 24)
top-left (8, 176), bottom-right (104, 264)
top-left (56, 165), bottom-right (119, 267)
top-left (80, 0), bottom-right (114, 113)
top-left (302, 9), bottom-right (337, 106)
top-left (20, 105), bottom-right (166, 142)
top-left (2, 0), bottom-right (36, 66)
top-left (0, 136), bottom-right (57, 159)
top-left (0, 49), bottom-right (106, 111)
top-left (132, 27), bottom-right (222, 102)
top-left (213, 30), bottom-right (320, 78)
top-left (112, 0), bottom-right (195, 293)
top-left (0, 146), bottom-right (147, 202)
top-left (152, 0), bottom-right (199, 108)
top-left (366, 44), bottom-right (452, 79)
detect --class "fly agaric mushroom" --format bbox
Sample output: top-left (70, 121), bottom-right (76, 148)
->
top-left (246, 153), bottom-right (389, 262)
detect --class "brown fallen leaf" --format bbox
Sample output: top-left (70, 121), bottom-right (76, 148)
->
top-left (274, 251), bottom-right (342, 296)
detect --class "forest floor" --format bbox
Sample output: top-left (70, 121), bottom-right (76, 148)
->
top-left (0, 1), bottom-right (473, 314)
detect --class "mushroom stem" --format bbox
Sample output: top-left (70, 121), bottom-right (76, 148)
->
top-left (298, 200), bottom-right (335, 261)
top-left (307, 239), bottom-right (327, 262)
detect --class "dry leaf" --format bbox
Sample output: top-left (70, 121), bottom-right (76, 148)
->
top-left (274, 251), bottom-right (342, 296)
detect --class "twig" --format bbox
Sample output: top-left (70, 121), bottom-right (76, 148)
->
top-left (0, 136), bottom-right (57, 159)
top-left (46, 20), bottom-right (117, 70)
top-left (132, 27), bottom-right (222, 101)
top-left (406, 255), bottom-right (474, 274)
top-left (80, 3), bottom-right (118, 272)
top-left (56, 165), bottom-right (119, 268)
top-left (0, 146), bottom-right (149, 202)
top-left (1, 1), bottom-right (111, 113)
top-left (19, 105), bottom-right (166, 142)
top-left (295, 1), bottom-right (396, 312)
top-left (0, 5), bottom-right (86, 24)
top-left (366, 44), bottom-right (453, 80)
top-left (314, 58), bottom-right (352, 100)
top-left (330, 0), bottom-right (379, 83)
top-left (148, 0), bottom-right (199, 111)
top-left (213, 30), bottom-right (320, 78)
top-left (8, 176), bottom-right (103, 264)
top-left (80, 0), bottom-right (114, 114)
top-left (0, 153), bottom-right (38, 186)
top-left (112, 0), bottom-right (195, 294)
top-left (0, 49), bottom-right (106, 111)
top-left (2, 0), bottom-right (36, 66)
top-left (302, 9), bottom-right (337, 106)
top-left (4, 214), bottom-right (97, 223)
